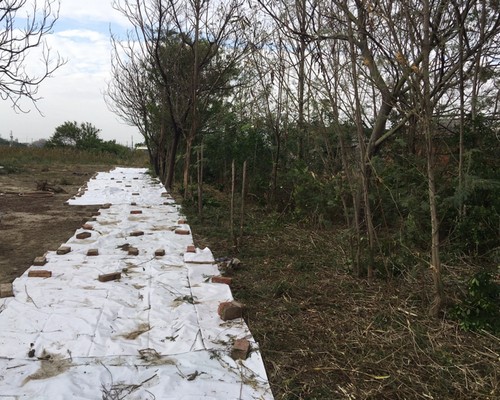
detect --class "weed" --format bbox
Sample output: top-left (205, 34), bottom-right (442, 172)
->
top-left (451, 271), bottom-right (500, 333)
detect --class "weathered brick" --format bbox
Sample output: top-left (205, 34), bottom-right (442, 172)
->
top-left (178, 219), bottom-right (187, 224)
top-left (125, 184), bottom-right (132, 187)
top-left (130, 210), bottom-right (142, 214)
top-left (0, 283), bottom-right (14, 298)
top-left (155, 249), bottom-right (165, 257)
top-left (81, 223), bottom-right (93, 230)
top-left (101, 203), bottom-right (112, 209)
top-left (56, 246), bottom-right (71, 255)
top-left (231, 338), bottom-right (250, 360)
top-left (87, 248), bottom-right (99, 256)
top-left (161, 192), bottom-right (169, 197)
top-left (133, 177), bottom-right (139, 180)
top-left (76, 232), bottom-right (92, 239)
top-left (130, 230), bottom-right (144, 237)
top-left (28, 270), bottom-right (52, 278)
top-left (93, 211), bottom-right (101, 216)
top-left (33, 256), bottom-right (47, 266)
top-left (132, 192), bottom-right (140, 196)
top-left (128, 247), bottom-right (139, 256)
top-left (98, 272), bottom-right (121, 282)
top-left (186, 245), bottom-right (196, 253)
top-left (175, 228), bottom-right (190, 235)
top-left (212, 276), bottom-right (232, 285)
top-left (218, 301), bottom-right (245, 321)
top-left (131, 202), bottom-right (137, 206)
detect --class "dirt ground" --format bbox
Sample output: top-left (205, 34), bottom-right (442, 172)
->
top-left (0, 165), bottom-right (109, 284)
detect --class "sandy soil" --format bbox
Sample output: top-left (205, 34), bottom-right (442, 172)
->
top-left (0, 165), bottom-right (109, 284)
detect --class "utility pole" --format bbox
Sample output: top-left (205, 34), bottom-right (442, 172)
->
top-left (9, 131), bottom-right (13, 147)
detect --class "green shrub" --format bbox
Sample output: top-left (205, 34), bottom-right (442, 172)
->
top-left (451, 271), bottom-right (500, 333)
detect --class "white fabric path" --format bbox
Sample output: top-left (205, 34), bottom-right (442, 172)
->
top-left (0, 167), bottom-right (273, 399)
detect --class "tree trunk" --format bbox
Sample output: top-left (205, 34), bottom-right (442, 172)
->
top-left (347, 16), bottom-right (375, 279)
top-left (197, 143), bottom-right (203, 216)
top-left (422, 0), bottom-right (444, 317)
top-left (183, 135), bottom-right (194, 198)
top-left (164, 129), bottom-right (181, 190)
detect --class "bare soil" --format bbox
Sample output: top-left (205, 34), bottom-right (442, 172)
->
top-left (0, 165), bottom-right (107, 284)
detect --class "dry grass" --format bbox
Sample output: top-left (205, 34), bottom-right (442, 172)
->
top-left (184, 193), bottom-right (500, 400)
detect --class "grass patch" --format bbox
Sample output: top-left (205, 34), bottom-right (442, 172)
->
top-left (182, 188), bottom-right (500, 400)
top-left (0, 146), bottom-right (148, 169)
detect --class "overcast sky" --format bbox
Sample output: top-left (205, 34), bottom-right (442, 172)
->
top-left (1, 0), bottom-right (140, 146)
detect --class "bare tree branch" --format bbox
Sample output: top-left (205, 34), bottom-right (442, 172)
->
top-left (0, 0), bottom-right (65, 112)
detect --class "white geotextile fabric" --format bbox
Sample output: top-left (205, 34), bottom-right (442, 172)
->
top-left (0, 167), bottom-right (273, 399)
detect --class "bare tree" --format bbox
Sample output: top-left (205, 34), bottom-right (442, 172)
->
top-left (0, 0), bottom-right (64, 111)
top-left (110, 0), bottom-right (247, 191)
top-left (256, 0), bottom-right (319, 160)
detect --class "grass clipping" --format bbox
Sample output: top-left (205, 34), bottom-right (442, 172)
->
top-left (23, 350), bottom-right (72, 385)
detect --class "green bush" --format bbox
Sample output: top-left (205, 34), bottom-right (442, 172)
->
top-left (451, 271), bottom-right (500, 333)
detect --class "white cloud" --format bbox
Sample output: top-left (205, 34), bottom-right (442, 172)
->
top-left (0, 0), bottom-right (140, 145)
top-left (59, 0), bottom-right (131, 28)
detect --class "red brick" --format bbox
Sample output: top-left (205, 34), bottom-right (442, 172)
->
top-left (87, 248), bottom-right (99, 256)
top-left (130, 210), bottom-right (143, 214)
top-left (0, 283), bottom-right (14, 298)
top-left (155, 249), bottom-right (165, 257)
top-left (33, 256), bottom-right (47, 266)
top-left (98, 272), bottom-right (121, 282)
top-left (218, 301), bottom-right (245, 321)
top-left (56, 246), bottom-right (71, 255)
top-left (175, 228), bottom-right (190, 235)
top-left (130, 231), bottom-right (144, 237)
top-left (212, 276), bottom-right (232, 285)
top-left (76, 232), bottom-right (92, 239)
top-left (81, 223), bottom-right (93, 230)
top-left (28, 270), bottom-right (52, 278)
top-left (128, 247), bottom-right (139, 256)
top-left (231, 338), bottom-right (250, 360)
top-left (186, 245), bottom-right (196, 253)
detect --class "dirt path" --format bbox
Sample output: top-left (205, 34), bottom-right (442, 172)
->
top-left (0, 165), bottom-right (108, 284)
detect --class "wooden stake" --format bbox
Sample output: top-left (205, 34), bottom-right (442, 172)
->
top-left (197, 143), bottom-right (203, 217)
top-left (239, 160), bottom-right (247, 242)
top-left (230, 160), bottom-right (235, 246)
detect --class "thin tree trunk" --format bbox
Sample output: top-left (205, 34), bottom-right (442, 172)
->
top-left (183, 136), bottom-right (194, 197)
top-left (422, 0), bottom-right (444, 317)
top-left (230, 160), bottom-right (236, 247)
top-left (240, 160), bottom-right (247, 241)
top-left (347, 16), bottom-right (375, 279)
top-left (457, 6), bottom-right (465, 218)
top-left (197, 143), bottom-right (203, 217)
top-left (165, 130), bottom-right (181, 190)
